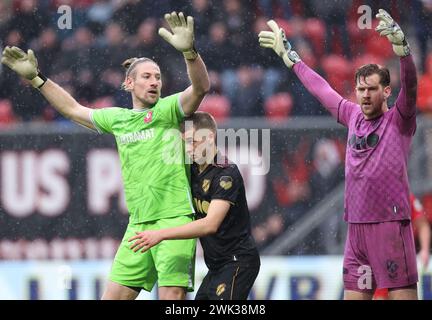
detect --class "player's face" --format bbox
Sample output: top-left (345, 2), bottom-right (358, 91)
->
top-left (129, 62), bottom-right (162, 107)
top-left (184, 127), bottom-right (215, 165)
top-left (355, 73), bottom-right (391, 120)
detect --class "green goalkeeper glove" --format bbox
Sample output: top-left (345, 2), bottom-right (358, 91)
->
top-left (375, 9), bottom-right (410, 57)
top-left (258, 20), bottom-right (301, 69)
top-left (159, 11), bottom-right (198, 60)
top-left (1, 46), bottom-right (47, 88)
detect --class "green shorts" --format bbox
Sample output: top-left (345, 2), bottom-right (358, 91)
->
top-left (109, 214), bottom-right (196, 292)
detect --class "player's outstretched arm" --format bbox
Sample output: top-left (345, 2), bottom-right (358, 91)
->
top-left (128, 200), bottom-right (230, 253)
top-left (159, 11), bottom-right (210, 116)
top-left (1, 46), bottom-right (95, 130)
top-left (259, 20), bottom-right (351, 122)
top-left (375, 9), bottom-right (417, 120)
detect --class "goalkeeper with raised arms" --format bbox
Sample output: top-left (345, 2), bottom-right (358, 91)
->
top-left (1, 12), bottom-right (210, 300)
top-left (259, 9), bottom-right (418, 300)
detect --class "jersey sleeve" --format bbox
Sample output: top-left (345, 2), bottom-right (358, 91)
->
top-left (293, 61), bottom-right (359, 127)
top-left (210, 167), bottom-right (242, 205)
top-left (91, 107), bottom-right (123, 134)
top-left (394, 55), bottom-right (417, 135)
top-left (158, 93), bottom-right (185, 124)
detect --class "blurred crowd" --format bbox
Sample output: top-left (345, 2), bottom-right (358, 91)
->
top-left (251, 135), bottom-right (346, 253)
top-left (0, 0), bottom-right (431, 124)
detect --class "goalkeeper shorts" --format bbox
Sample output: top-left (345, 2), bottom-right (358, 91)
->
top-left (109, 214), bottom-right (196, 292)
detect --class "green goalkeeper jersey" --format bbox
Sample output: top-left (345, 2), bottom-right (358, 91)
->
top-left (91, 93), bottom-right (194, 223)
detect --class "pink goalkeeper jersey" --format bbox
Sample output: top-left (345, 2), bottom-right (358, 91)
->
top-left (293, 55), bottom-right (417, 223)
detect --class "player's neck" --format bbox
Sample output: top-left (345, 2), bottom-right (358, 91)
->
top-left (364, 103), bottom-right (388, 120)
top-left (132, 96), bottom-right (152, 110)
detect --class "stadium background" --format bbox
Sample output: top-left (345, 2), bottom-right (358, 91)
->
top-left (0, 0), bottom-right (432, 299)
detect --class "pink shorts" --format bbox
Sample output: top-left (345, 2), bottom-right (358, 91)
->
top-left (343, 220), bottom-right (418, 293)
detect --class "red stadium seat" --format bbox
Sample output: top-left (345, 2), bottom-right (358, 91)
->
top-left (264, 92), bottom-right (293, 120)
top-left (303, 18), bottom-right (326, 57)
top-left (417, 74), bottom-right (432, 112)
top-left (273, 18), bottom-right (294, 38)
top-left (347, 20), bottom-right (367, 49)
top-left (365, 31), bottom-right (393, 60)
top-left (321, 54), bottom-right (351, 79)
top-left (0, 99), bottom-right (16, 125)
top-left (352, 53), bottom-right (385, 70)
top-left (321, 54), bottom-right (352, 93)
top-left (421, 194), bottom-right (432, 224)
top-left (198, 94), bottom-right (231, 122)
top-left (91, 96), bottom-right (115, 109)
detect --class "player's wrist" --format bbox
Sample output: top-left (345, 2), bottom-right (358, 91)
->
top-left (393, 43), bottom-right (410, 57)
top-left (30, 71), bottom-right (48, 89)
top-left (282, 51), bottom-right (301, 69)
top-left (159, 229), bottom-right (169, 241)
top-left (183, 45), bottom-right (198, 60)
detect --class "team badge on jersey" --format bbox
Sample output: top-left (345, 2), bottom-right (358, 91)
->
top-left (216, 283), bottom-right (226, 296)
top-left (144, 110), bottom-right (153, 123)
top-left (219, 176), bottom-right (233, 190)
top-left (202, 179), bottom-right (210, 193)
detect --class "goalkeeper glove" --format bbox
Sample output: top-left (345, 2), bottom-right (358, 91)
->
top-left (1, 46), bottom-right (47, 88)
top-left (258, 20), bottom-right (301, 69)
top-left (159, 11), bottom-right (198, 60)
top-left (375, 9), bottom-right (410, 57)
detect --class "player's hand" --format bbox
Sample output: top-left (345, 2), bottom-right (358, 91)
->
top-left (1, 46), bottom-right (39, 80)
top-left (128, 231), bottom-right (163, 253)
top-left (159, 11), bottom-right (197, 60)
top-left (258, 20), bottom-right (300, 69)
top-left (419, 248), bottom-right (430, 271)
top-left (375, 9), bottom-right (410, 57)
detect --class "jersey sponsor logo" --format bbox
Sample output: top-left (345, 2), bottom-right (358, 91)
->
top-left (194, 198), bottom-right (210, 214)
top-left (216, 283), bottom-right (226, 296)
top-left (202, 179), bottom-right (210, 193)
top-left (219, 176), bottom-right (233, 190)
top-left (144, 110), bottom-right (153, 123)
top-left (118, 128), bottom-right (155, 145)
top-left (348, 133), bottom-right (380, 150)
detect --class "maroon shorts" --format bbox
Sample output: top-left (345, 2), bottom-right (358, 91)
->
top-left (343, 220), bottom-right (418, 293)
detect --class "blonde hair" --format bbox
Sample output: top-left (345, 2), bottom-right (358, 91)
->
top-left (121, 57), bottom-right (158, 90)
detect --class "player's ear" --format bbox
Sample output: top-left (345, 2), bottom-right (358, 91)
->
top-left (383, 85), bottom-right (391, 99)
top-left (122, 76), bottom-right (134, 92)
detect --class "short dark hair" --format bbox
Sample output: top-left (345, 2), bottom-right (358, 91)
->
top-left (180, 111), bottom-right (217, 134)
top-left (355, 64), bottom-right (390, 87)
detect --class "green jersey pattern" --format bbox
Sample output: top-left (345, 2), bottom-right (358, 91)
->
top-left (91, 93), bottom-right (194, 223)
